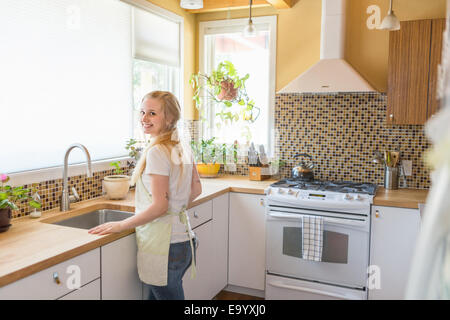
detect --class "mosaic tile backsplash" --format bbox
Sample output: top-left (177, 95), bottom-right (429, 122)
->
top-left (12, 95), bottom-right (430, 218)
top-left (274, 93), bottom-right (431, 189)
top-left (12, 167), bottom-right (132, 219)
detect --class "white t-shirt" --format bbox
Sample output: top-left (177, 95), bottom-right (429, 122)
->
top-left (141, 144), bottom-right (194, 243)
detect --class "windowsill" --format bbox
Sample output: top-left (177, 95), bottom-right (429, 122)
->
top-left (8, 156), bottom-right (133, 187)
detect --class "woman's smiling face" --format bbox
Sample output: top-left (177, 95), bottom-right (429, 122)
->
top-left (140, 97), bottom-right (166, 136)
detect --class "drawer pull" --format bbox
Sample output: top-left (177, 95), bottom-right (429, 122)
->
top-left (193, 211), bottom-right (198, 218)
top-left (53, 272), bottom-right (61, 285)
top-left (375, 210), bottom-right (380, 218)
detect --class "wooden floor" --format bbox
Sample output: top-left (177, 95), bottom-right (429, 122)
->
top-left (213, 290), bottom-right (264, 300)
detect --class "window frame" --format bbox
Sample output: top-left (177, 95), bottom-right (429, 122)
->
top-left (7, 0), bottom-right (184, 187)
top-left (198, 15), bottom-right (277, 156)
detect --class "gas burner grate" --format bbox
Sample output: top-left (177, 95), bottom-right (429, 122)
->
top-left (271, 179), bottom-right (378, 195)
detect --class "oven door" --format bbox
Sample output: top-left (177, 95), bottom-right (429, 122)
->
top-left (266, 207), bottom-right (370, 289)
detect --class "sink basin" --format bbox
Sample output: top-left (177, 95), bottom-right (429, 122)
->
top-left (49, 209), bottom-right (134, 230)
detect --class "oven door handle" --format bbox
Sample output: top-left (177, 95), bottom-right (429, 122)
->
top-left (268, 212), bottom-right (366, 227)
top-left (267, 280), bottom-right (358, 300)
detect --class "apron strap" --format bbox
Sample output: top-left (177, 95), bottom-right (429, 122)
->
top-left (179, 208), bottom-right (196, 279)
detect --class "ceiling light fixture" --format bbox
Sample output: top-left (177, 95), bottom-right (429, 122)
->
top-left (243, 0), bottom-right (257, 37)
top-left (180, 0), bottom-right (203, 10)
top-left (378, 0), bottom-right (400, 31)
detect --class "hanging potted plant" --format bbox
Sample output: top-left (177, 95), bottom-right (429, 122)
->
top-left (0, 174), bottom-right (41, 232)
top-left (190, 137), bottom-right (226, 178)
top-left (190, 60), bottom-right (260, 124)
top-left (103, 161), bottom-right (130, 200)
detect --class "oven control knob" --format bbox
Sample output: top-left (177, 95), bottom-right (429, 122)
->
top-left (278, 188), bottom-right (285, 194)
top-left (344, 194), bottom-right (353, 200)
top-left (288, 189), bottom-right (294, 195)
top-left (356, 194), bottom-right (364, 201)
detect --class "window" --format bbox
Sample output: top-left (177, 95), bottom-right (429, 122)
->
top-left (199, 16), bottom-right (276, 154)
top-left (0, 0), bottom-right (182, 177)
top-left (131, 4), bottom-right (182, 140)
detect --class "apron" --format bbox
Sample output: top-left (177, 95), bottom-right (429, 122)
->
top-left (135, 176), bottom-right (196, 286)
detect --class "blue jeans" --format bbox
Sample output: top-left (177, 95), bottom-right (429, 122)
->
top-left (143, 239), bottom-right (195, 300)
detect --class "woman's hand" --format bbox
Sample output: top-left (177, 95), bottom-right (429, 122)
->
top-left (88, 221), bottom-right (124, 235)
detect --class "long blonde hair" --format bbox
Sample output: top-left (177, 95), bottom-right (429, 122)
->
top-left (130, 91), bottom-right (185, 187)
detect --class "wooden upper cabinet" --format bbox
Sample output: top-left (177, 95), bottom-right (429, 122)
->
top-left (387, 19), bottom-right (445, 125)
top-left (428, 18), bottom-right (446, 117)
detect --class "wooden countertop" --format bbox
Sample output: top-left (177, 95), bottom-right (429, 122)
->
top-left (373, 187), bottom-right (429, 209)
top-left (0, 175), bottom-right (275, 287)
top-left (0, 175), bottom-right (427, 287)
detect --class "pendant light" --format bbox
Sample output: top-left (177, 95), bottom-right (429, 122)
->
top-left (378, 0), bottom-right (400, 31)
top-left (180, 0), bottom-right (203, 10)
top-left (243, 0), bottom-right (257, 37)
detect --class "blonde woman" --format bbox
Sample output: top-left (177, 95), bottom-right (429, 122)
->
top-left (89, 91), bottom-right (202, 300)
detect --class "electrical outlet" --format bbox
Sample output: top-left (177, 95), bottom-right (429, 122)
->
top-left (402, 160), bottom-right (412, 176)
top-left (224, 163), bottom-right (237, 172)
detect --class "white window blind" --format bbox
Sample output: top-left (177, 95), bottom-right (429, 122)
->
top-left (0, 0), bottom-right (133, 173)
top-left (133, 6), bottom-right (180, 67)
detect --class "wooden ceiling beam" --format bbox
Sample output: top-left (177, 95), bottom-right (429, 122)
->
top-left (264, 0), bottom-right (294, 9)
top-left (184, 0), bottom-right (271, 14)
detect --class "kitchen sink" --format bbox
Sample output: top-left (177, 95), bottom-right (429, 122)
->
top-left (49, 209), bottom-right (134, 230)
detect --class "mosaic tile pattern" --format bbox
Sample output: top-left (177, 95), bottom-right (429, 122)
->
top-left (12, 166), bottom-right (132, 219)
top-left (12, 94), bottom-right (431, 219)
top-left (275, 93), bottom-right (431, 189)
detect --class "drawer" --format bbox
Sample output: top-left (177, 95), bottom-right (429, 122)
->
top-left (188, 200), bottom-right (213, 229)
top-left (58, 278), bottom-right (101, 300)
top-left (265, 274), bottom-right (367, 300)
top-left (0, 248), bottom-right (100, 300)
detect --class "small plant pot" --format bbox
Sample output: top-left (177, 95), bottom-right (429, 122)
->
top-left (0, 208), bottom-right (12, 233)
top-left (197, 163), bottom-right (221, 178)
top-left (103, 175), bottom-right (131, 200)
top-left (217, 80), bottom-right (238, 101)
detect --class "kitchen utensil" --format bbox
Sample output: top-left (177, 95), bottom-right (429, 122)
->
top-left (384, 166), bottom-right (399, 189)
top-left (384, 151), bottom-right (391, 167)
top-left (390, 151), bottom-right (400, 167)
top-left (258, 145), bottom-right (269, 165)
top-left (292, 153), bottom-right (314, 181)
top-left (248, 143), bottom-right (258, 166)
top-left (373, 151), bottom-right (385, 165)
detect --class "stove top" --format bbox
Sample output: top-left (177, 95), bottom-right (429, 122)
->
top-left (271, 179), bottom-right (378, 195)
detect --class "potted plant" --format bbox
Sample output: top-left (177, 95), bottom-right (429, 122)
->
top-left (190, 138), bottom-right (226, 178)
top-left (0, 174), bottom-right (41, 232)
top-left (125, 138), bottom-right (146, 167)
top-left (103, 161), bottom-right (130, 200)
top-left (190, 60), bottom-right (260, 124)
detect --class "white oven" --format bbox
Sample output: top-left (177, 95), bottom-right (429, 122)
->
top-left (265, 203), bottom-right (370, 300)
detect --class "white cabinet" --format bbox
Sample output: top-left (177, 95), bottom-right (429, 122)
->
top-left (101, 233), bottom-right (142, 300)
top-left (229, 192), bottom-right (266, 291)
top-left (183, 196), bottom-right (229, 300)
top-left (369, 205), bottom-right (421, 300)
top-left (0, 248), bottom-right (100, 300)
top-left (183, 219), bottom-right (214, 300)
top-left (58, 279), bottom-right (101, 300)
top-left (211, 193), bottom-right (229, 295)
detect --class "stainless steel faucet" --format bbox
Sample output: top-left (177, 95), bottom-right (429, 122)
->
top-left (60, 143), bottom-right (93, 211)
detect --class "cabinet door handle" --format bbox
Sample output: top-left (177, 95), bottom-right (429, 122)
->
top-left (375, 210), bottom-right (380, 218)
top-left (193, 211), bottom-right (198, 218)
top-left (53, 272), bottom-right (61, 285)
top-left (260, 199), bottom-right (265, 207)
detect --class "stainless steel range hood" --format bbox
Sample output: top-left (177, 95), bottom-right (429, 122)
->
top-left (278, 0), bottom-right (376, 94)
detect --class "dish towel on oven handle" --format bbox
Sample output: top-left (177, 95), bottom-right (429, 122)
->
top-left (302, 215), bottom-right (324, 261)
